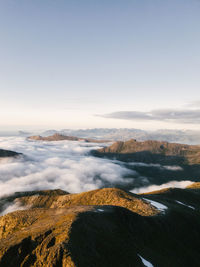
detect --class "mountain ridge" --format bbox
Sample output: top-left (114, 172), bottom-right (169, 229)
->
top-left (28, 133), bottom-right (110, 143)
top-left (0, 185), bottom-right (200, 266)
top-left (93, 139), bottom-right (200, 165)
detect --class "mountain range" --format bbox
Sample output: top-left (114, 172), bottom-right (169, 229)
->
top-left (39, 128), bottom-right (200, 144)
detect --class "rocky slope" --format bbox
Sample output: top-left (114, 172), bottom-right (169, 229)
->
top-left (0, 186), bottom-right (200, 266)
top-left (0, 149), bottom-right (21, 158)
top-left (28, 133), bottom-right (109, 143)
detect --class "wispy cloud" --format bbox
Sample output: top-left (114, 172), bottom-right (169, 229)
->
top-left (131, 180), bottom-right (194, 194)
top-left (185, 100), bottom-right (200, 108)
top-left (0, 201), bottom-right (27, 216)
top-left (99, 108), bottom-right (200, 124)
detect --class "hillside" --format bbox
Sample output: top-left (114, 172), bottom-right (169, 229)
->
top-left (93, 139), bottom-right (200, 165)
top-left (0, 186), bottom-right (200, 266)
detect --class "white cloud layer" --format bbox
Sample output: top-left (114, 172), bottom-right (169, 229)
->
top-left (0, 137), bottom-right (133, 197)
top-left (0, 136), bottom-right (194, 209)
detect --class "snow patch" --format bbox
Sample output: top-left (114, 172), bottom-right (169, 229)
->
top-left (175, 200), bottom-right (195, 210)
top-left (143, 198), bottom-right (167, 211)
top-left (138, 255), bottom-right (154, 267)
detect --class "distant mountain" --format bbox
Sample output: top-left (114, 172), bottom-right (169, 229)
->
top-left (28, 133), bottom-right (109, 143)
top-left (1, 128), bottom-right (200, 144)
top-left (28, 133), bottom-right (80, 141)
top-left (0, 149), bottom-right (21, 158)
top-left (0, 185), bottom-right (200, 266)
top-left (41, 128), bottom-right (200, 144)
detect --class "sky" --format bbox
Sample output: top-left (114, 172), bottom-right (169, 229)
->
top-left (0, 0), bottom-right (200, 131)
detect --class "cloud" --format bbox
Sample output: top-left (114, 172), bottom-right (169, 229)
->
top-left (128, 162), bottom-right (183, 171)
top-left (100, 108), bottom-right (200, 124)
top-left (0, 136), bottom-right (195, 216)
top-left (131, 180), bottom-right (194, 194)
top-left (0, 201), bottom-right (28, 216)
top-left (0, 137), bottom-right (134, 198)
top-left (185, 100), bottom-right (200, 108)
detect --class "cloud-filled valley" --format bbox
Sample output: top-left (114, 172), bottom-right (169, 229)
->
top-left (0, 137), bottom-right (194, 200)
top-left (0, 137), bottom-right (134, 197)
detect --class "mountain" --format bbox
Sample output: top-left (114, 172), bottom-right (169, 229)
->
top-left (28, 133), bottom-right (109, 143)
top-left (28, 133), bottom-right (80, 141)
top-left (93, 139), bottom-right (200, 165)
top-left (0, 185), bottom-right (200, 266)
top-left (0, 149), bottom-right (21, 158)
top-left (91, 139), bottom-right (200, 188)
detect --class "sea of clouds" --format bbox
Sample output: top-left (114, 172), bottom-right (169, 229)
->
top-left (0, 137), bottom-right (135, 198)
top-left (0, 137), bottom-right (193, 200)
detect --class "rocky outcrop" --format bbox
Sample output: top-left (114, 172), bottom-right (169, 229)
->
top-left (0, 187), bottom-right (200, 266)
top-left (0, 149), bottom-right (21, 158)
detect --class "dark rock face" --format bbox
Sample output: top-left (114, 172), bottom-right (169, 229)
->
top-left (0, 149), bottom-right (21, 158)
top-left (0, 186), bottom-right (200, 266)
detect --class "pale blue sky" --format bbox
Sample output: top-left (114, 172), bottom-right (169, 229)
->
top-left (0, 0), bottom-right (200, 130)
